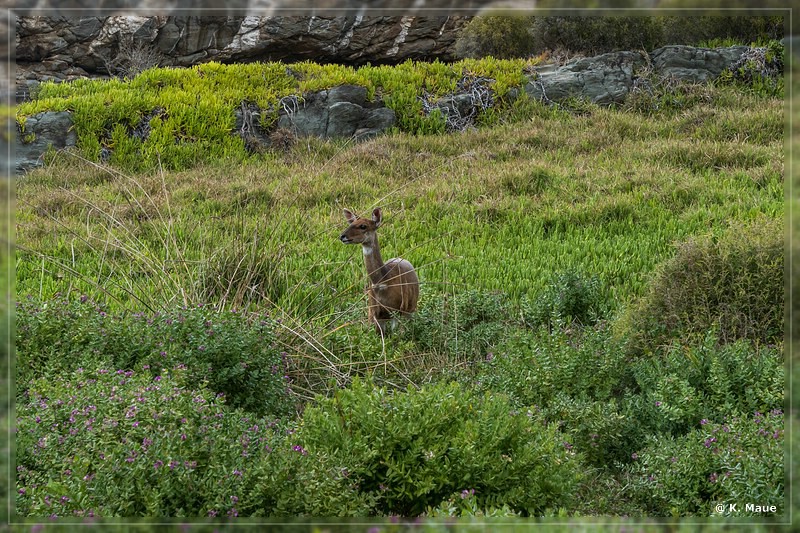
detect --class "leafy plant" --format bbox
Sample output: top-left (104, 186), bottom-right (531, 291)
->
top-left (15, 297), bottom-right (294, 416)
top-left (296, 378), bottom-right (582, 516)
top-left (628, 410), bottom-right (784, 517)
top-left (521, 269), bottom-right (607, 329)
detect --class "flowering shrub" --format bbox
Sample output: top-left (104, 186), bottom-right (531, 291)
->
top-left (15, 366), bottom-right (371, 517)
top-left (628, 410), bottom-right (784, 516)
top-left (295, 379), bottom-right (582, 516)
top-left (629, 334), bottom-right (784, 437)
top-left (16, 297), bottom-right (293, 416)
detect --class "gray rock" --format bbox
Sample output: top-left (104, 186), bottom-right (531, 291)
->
top-left (326, 101), bottom-right (364, 137)
top-left (650, 45), bottom-right (750, 83)
top-left (524, 50), bottom-right (647, 105)
top-left (15, 111), bottom-right (77, 173)
top-left (278, 103), bottom-right (329, 138)
top-left (356, 108), bottom-right (396, 139)
top-left (327, 85), bottom-right (368, 106)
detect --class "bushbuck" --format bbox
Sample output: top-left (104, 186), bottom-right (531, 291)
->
top-left (339, 207), bottom-right (419, 335)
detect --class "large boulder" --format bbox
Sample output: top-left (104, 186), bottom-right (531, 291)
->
top-left (524, 51), bottom-right (648, 105)
top-left (15, 111), bottom-right (77, 173)
top-left (649, 45), bottom-right (751, 83)
top-left (275, 84), bottom-right (395, 139)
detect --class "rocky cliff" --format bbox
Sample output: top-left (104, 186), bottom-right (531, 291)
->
top-left (16, 15), bottom-right (470, 98)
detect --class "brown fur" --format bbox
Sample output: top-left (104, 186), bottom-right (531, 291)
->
top-left (339, 208), bottom-right (420, 335)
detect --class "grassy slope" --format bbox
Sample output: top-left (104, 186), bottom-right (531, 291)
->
top-left (15, 87), bottom-right (784, 325)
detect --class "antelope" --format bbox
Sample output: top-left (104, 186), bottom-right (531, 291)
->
top-left (339, 207), bottom-right (419, 335)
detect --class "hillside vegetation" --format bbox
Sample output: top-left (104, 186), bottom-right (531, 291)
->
top-left (13, 55), bottom-right (786, 522)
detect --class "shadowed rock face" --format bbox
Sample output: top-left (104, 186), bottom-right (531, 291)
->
top-left (15, 15), bottom-right (470, 70)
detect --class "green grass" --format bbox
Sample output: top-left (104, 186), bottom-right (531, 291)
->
top-left (16, 85), bottom-right (784, 318)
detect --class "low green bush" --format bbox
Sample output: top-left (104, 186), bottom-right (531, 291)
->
top-left (476, 325), bottom-right (782, 470)
top-left (295, 378), bottom-right (583, 516)
top-left (628, 409), bottom-right (784, 517)
top-left (15, 297), bottom-right (293, 416)
top-left (402, 289), bottom-right (515, 362)
top-left (478, 325), bottom-right (626, 409)
top-left (618, 217), bottom-right (784, 354)
top-left (521, 269), bottom-right (608, 329)
top-left (628, 333), bottom-right (784, 437)
top-left (17, 58), bottom-right (529, 173)
top-left (15, 367), bottom-right (370, 517)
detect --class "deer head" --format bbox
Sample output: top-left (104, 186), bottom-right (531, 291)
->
top-left (339, 207), bottom-right (382, 246)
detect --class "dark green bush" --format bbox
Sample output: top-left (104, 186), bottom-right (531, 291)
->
top-left (628, 333), bottom-right (784, 436)
top-left (455, 16), bottom-right (537, 59)
top-left (521, 269), bottom-right (607, 329)
top-left (658, 15), bottom-right (784, 47)
top-left (628, 409), bottom-right (784, 516)
top-left (527, 15), bottom-right (783, 56)
top-left (403, 289), bottom-right (515, 361)
top-left (619, 217), bottom-right (784, 354)
top-left (295, 378), bottom-right (583, 516)
top-left (530, 16), bottom-right (665, 56)
top-left (15, 367), bottom-right (370, 517)
top-left (15, 297), bottom-right (294, 416)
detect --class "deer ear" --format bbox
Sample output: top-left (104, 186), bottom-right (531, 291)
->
top-left (343, 209), bottom-right (357, 224)
top-left (371, 208), bottom-right (383, 227)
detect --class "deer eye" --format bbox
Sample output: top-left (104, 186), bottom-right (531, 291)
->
top-left (359, 224), bottom-right (367, 230)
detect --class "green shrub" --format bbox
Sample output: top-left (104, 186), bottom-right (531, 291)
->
top-left (15, 367), bottom-right (370, 517)
top-left (403, 289), bottom-right (515, 362)
top-left (455, 16), bottom-right (537, 59)
top-left (530, 16), bottom-right (665, 56)
top-left (628, 409), bottom-right (784, 517)
top-left (628, 333), bottom-right (784, 437)
top-left (477, 325), bottom-right (637, 467)
top-left (295, 379), bottom-right (582, 516)
top-left (478, 325), bottom-right (626, 408)
top-left (527, 14), bottom-right (783, 55)
top-left (619, 217), bottom-right (784, 354)
top-left (521, 269), bottom-right (607, 329)
top-left (15, 297), bottom-right (293, 416)
top-left (658, 15), bottom-right (784, 47)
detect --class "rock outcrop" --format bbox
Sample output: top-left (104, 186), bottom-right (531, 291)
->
top-left (14, 44), bottom-right (768, 173)
top-left (525, 50), bottom-right (648, 105)
top-left (649, 45), bottom-right (751, 83)
top-left (15, 112), bottom-right (77, 172)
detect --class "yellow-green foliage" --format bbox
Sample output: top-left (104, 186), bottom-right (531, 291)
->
top-left (16, 58), bottom-right (531, 172)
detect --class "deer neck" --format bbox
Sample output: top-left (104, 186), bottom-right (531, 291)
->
top-left (361, 236), bottom-right (386, 286)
